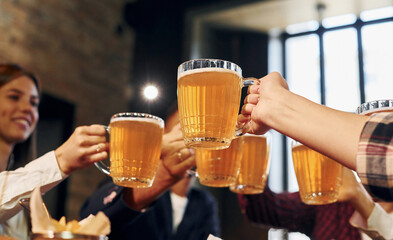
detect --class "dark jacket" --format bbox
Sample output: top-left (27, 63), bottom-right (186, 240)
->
top-left (80, 181), bottom-right (220, 240)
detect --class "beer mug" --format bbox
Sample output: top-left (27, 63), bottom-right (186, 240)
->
top-left (292, 141), bottom-right (343, 205)
top-left (177, 59), bottom-right (257, 150)
top-left (95, 112), bottom-right (164, 188)
top-left (230, 133), bottom-right (271, 194)
top-left (356, 99), bottom-right (393, 115)
top-left (195, 137), bottom-right (243, 187)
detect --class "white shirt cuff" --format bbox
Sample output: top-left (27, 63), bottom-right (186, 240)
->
top-left (350, 203), bottom-right (393, 239)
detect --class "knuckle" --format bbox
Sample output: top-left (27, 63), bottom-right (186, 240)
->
top-left (75, 126), bottom-right (84, 134)
top-left (77, 138), bottom-right (85, 146)
top-left (80, 148), bottom-right (89, 156)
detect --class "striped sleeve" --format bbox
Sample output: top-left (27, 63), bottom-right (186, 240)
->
top-left (356, 112), bottom-right (393, 201)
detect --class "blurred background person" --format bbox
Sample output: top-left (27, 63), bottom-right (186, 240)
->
top-left (0, 64), bottom-right (109, 239)
top-left (80, 103), bottom-right (220, 240)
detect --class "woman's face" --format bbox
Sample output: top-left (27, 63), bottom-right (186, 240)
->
top-left (0, 76), bottom-right (39, 145)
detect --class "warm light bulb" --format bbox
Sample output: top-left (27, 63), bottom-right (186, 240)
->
top-left (143, 85), bottom-right (159, 100)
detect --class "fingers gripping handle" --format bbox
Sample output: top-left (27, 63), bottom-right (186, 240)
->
top-left (94, 125), bottom-right (111, 175)
top-left (236, 77), bottom-right (259, 136)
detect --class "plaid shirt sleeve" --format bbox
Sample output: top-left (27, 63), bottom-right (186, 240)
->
top-left (356, 112), bottom-right (393, 201)
top-left (237, 187), bottom-right (317, 236)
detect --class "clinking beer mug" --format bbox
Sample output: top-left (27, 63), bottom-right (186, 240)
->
top-left (291, 141), bottom-right (343, 205)
top-left (195, 136), bottom-right (244, 187)
top-left (177, 59), bottom-right (258, 150)
top-left (230, 132), bottom-right (272, 194)
top-left (95, 112), bottom-right (164, 188)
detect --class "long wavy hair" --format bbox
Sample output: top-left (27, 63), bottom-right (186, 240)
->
top-left (0, 64), bottom-right (41, 170)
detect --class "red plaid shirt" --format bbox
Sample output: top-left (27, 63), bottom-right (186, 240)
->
top-left (238, 187), bottom-right (361, 240)
top-left (357, 112), bottom-right (393, 201)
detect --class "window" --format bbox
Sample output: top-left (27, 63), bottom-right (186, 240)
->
top-left (286, 34), bottom-right (321, 104)
top-left (276, 8), bottom-right (393, 240)
top-left (324, 28), bottom-right (359, 112)
top-left (282, 9), bottom-right (393, 193)
top-left (362, 22), bottom-right (393, 101)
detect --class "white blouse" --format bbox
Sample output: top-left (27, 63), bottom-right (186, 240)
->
top-left (0, 151), bottom-right (67, 239)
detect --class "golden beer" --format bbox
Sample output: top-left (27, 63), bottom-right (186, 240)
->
top-left (109, 114), bottom-right (164, 188)
top-left (178, 67), bottom-right (242, 150)
top-left (230, 134), bottom-right (270, 194)
top-left (292, 143), bottom-right (342, 205)
top-left (196, 137), bottom-right (243, 187)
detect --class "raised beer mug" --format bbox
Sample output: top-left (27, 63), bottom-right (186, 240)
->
top-left (195, 136), bottom-right (244, 187)
top-left (95, 112), bottom-right (164, 188)
top-left (177, 59), bottom-right (258, 150)
top-left (230, 132), bottom-right (272, 194)
top-left (291, 141), bottom-right (343, 205)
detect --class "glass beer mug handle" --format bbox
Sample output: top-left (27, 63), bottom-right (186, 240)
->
top-left (186, 169), bottom-right (198, 177)
top-left (235, 77), bottom-right (260, 136)
top-left (243, 77), bottom-right (259, 87)
top-left (94, 125), bottom-right (111, 175)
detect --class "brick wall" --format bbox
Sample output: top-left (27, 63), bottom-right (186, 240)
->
top-left (0, 0), bottom-right (134, 219)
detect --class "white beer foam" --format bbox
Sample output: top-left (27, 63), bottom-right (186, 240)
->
top-left (111, 116), bottom-right (164, 128)
top-left (360, 107), bottom-right (393, 116)
top-left (178, 67), bottom-right (241, 79)
top-left (244, 133), bottom-right (267, 139)
top-left (292, 141), bottom-right (303, 148)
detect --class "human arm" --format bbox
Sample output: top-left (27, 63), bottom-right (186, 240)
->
top-left (239, 72), bottom-right (369, 170)
top-left (350, 203), bottom-right (393, 240)
top-left (79, 180), bottom-right (145, 232)
top-left (237, 186), bottom-right (316, 235)
top-left (0, 151), bottom-right (64, 223)
top-left (54, 124), bottom-right (108, 175)
top-left (80, 124), bottom-right (195, 234)
top-left (339, 166), bottom-right (393, 239)
top-left (337, 167), bottom-right (375, 220)
top-left (240, 72), bottom-right (393, 200)
top-left (0, 124), bottom-right (108, 223)
top-left (356, 112), bottom-right (393, 201)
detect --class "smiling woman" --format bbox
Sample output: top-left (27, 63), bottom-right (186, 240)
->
top-left (0, 64), bottom-right (40, 171)
top-left (0, 64), bottom-right (111, 240)
top-left (0, 64), bottom-right (42, 239)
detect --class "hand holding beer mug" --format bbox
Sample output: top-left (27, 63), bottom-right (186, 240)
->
top-left (230, 133), bottom-right (271, 194)
top-left (95, 112), bottom-right (164, 188)
top-left (195, 137), bottom-right (243, 187)
top-left (292, 141), bottom-right (343, 205)
top-left (177, 59), bottom-right (257, 150)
